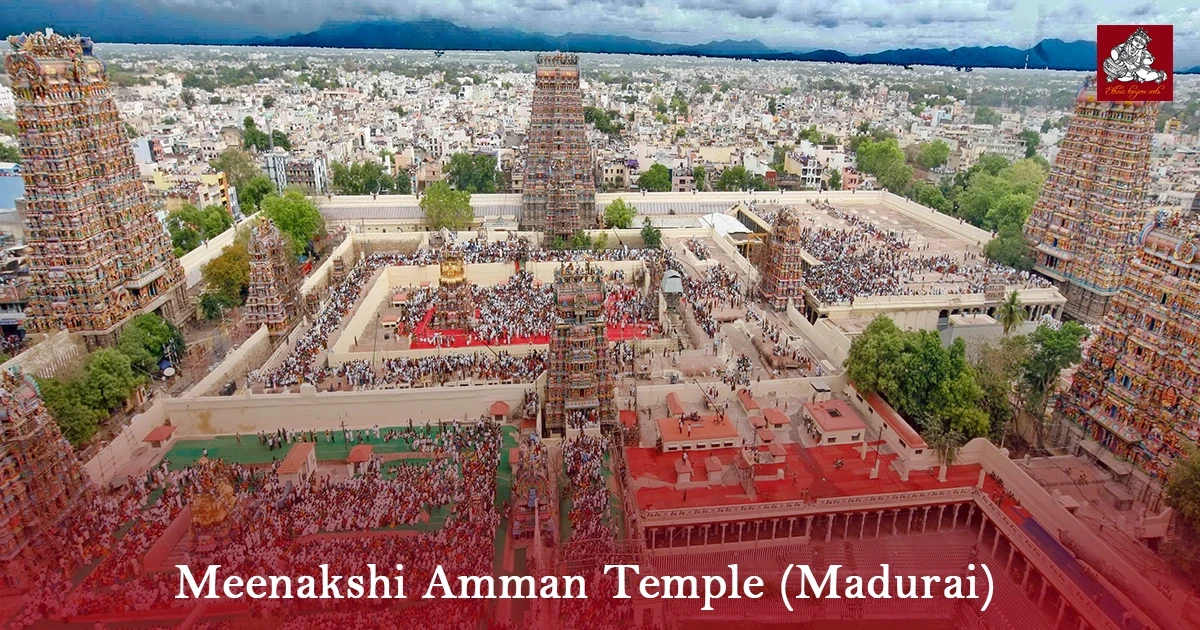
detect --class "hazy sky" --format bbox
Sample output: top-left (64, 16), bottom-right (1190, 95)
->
top-left (6, 0), bottom-right (1200, 64)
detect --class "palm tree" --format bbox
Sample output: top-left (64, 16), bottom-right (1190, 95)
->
top-left (997, 290), bottom-right (1026, 335)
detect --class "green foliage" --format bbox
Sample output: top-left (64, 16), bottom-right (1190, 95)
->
top-left (693, 166), bottom-right (707, 191)
top-left (1019, 322), bottom-right (1090, 446)
top-left (420, 181), bottom-right (474, 231)
top-left (985, 224), bottom-right (1033, 271)
top-left (210, 148), bottom-right (262, 191)
top-left (827, 170), bottom-right (842, 191)
top-left (716, 166), bottom-right (771, 192)
top-left (202, 232), bottom-right (252, 308)
top-left (906, 181), bottom-right (951, 213)
top-left (262, 95), bottom-right (276, 109)
top-left (974, 106), bottom-right (1003, 125)
top-left (261, 190), bottom-right (324, 256)
top-left (240, 174), bottom-right (275, 212)
top-left (637, 163), bottom-right (672, 192)
top-left (118, 313), bottom-right (184, 374)
top-left (603, 198), bottom-right (637, 229)
top-left (331, 160), bottom-right (410, 195)
top-left (974, 335), bottom-right (1032, 444)
top-left (81, 349), bottom-right (143, 412)
top-left (915, 139), bottom-right (950, 169)
top-left (797, 125), bottom-right (838, 146)
top-left (997, 290), bottom-right (1026, 335)
top-left (200, 291), bottom-right (238, 321)
top-left (165, 204), bottom-right (234, 256)
top-left (947, 156), bottom-right (1046, 233)
top-left (180, 89), bottom-right (196, 109)
top-left (1017, 130), bottom-right (1040, 158)
top-left (1040, 119), bottom-right (1052, 133)
top-left (767, 98), bottom-right (777, 116)
top-left (583, 107), bottom-right (625, 136)
top-left (569, 232), bottom-right (594, 250)
top-left (844, 316), bottom-right (991, 439)
top-left (0, 117), bottom-right (19, 137)
top-left (36, 376), bottom-right (104, 447)
top-left (0, 144), bottom-right (21, 164)
top-left (770, 144), bottom-right (792, 175)
top-left (444, 153), bottom-right (499, 194)
top-left (242, 117), bottom-right (291, 152)
top-left (855, 138), bottom-right (912, 193)
top-left (640, 217), bottom-right (662, 248)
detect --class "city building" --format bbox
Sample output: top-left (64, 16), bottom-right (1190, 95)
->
top-left (1057, 207), bottom-right (1200, 478)
top-left (756, 206), bottom-right (812, 310)
top-left (5, 30), bottom-right (186, 343)
top-left (143, 165), bottom-right (232, 215)
top-left (1023, 84), bottom-right (1158, 323)
top-left (543, 262), bottom-right (615, 435)
top-left (243, 219), bottom-right (300, 337)
top-left (264, 148), bottom-right (329, 194)
top-left (0, 371), bottom-right (85, 591)
top-left (519, 53), bottom-right (597, 239)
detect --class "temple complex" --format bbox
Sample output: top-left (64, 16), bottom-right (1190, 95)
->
top-left (1023, 82), bottom-right (1159, 324)
top-left (519, 53), bottom-right (596, 240)
top-left (543, 263), bottom-right (615, 435)
top-left (756, 206), bottom-right (810, 310)
top-left (433, 247), bottom-right (473, 330)
top-left (0, 372), bottom-right (85, 591)
top-left (244, 219), bottom-right (300, 337)
top-left (1057, 205), bottom-right (1200, 478)
top-left (5, 30), bottom-right (185, 344)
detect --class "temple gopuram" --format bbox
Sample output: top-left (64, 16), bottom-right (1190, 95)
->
top-left (543, 263), bottom-right (615, 435)
top-left (5, 30), bottom-right (186, 344)
top-left (0, 372), bottom-right (85, 592)
top-left (1023, 80), bottom-right (1158, 324)
top-left (1058, 205), bottom-right (1200, 478)
top-left (519, 53), bottom-right (597, 240)
top-left (433, 247), bottom-right (474, 330)
top-left (244, 219), bottom-right (300, 337)
top-left (756, 206), bottom-right (811, 311)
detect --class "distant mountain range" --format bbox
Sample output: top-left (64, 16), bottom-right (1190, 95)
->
top-left (247, 19), bottom-right (1200, 74)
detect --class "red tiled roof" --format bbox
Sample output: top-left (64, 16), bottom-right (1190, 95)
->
top-left (763, 407), bottom-right (789, 427)
top-left (804, 400), bottom-right (866, 433)
top-left (768, 442), bottom-right (787, 457)
top-left (866, 393), bottom-right (927, 449)
top-left (143, 425), bottom-right (177, 443)
top-left (750, 416), bottom-right (767, 429)
top-left (755, 428), bottom-right (775, 443)
top-left (666, 392), bottom-right (684, 416)
top-left (489, 401), bottom-right (510, 416)
top-left (704, 456), bottom-right (724, 473)
top-left (657, 415), bottom-right (737, 444)
top-left (347, 444), bottom-right (373, 463)
top-left (278, 442), bottom-right (316, 475)
top-left (620, 409), bottom-right (638, 427)
top-left (738, 389), bottom-right (759, 410)
top-left (674, 458), bottom-right (691, 474)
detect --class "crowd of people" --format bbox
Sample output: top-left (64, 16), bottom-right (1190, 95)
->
top-left (562, 435), bottom-right (617, 566)
top-left (684, 236), bottom-right (711, 261)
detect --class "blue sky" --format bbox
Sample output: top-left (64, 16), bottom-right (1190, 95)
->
top-left (4, 0), bottom-right (1199, 65)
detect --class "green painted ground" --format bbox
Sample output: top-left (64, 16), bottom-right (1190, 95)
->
top-left (164, 426), bottom-right (456, 469)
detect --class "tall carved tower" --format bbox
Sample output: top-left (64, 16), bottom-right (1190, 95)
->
top-left (0, 372), bottom-right (85, 591)
top-left (433, 247), bottom-right (474, 330)
top-left (756, 207), bottom-right (808, 311)
top-left (544, 263), bottom-right (615, 435)
top-left (1057, 206), bottom-right (1200, 478)
top-left (1023, 82), bottom-right (1158, 323)
top-left (5, 30), bottom-right (185, 343)
top-left (244, 219), bottom-right (300, 337)
top-left (520, 53), bottom-right (596, 240)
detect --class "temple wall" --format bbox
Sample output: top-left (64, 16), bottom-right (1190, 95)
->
top-left (162, 383), bottom-right (533, 436)
top-left (1, 329), bottom-right (89, 378)
top-left (785, 302), bottom-right (851, 368)
top-left (81, 400), bottom-right (168, 485)
top-left (187, 325), bottom-right (273, 398)
top-left (179, 212), bottom-right (260, 290)
top-left (301, 233), bottom-right (356, 298)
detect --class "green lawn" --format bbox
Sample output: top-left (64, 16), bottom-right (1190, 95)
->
top-left (165, 425), bottom-right (457, 469)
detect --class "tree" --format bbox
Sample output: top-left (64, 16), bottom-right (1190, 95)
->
top-left (974, 106), bottom-right (1003, 125)
top-left (1164, 450), bottom-right (1200, 589)
top-left (444, 153), bottom-right (498, 194)
top-left (997, 290), bottom-right (1026, 335)
top-left (583, 107), bottom-right (624, 135)
top-left (1017, 130), bottom-right (1041, 158)
top-left (975, 335), bottom-right (1032, 446)
top-left (261, 190), bottom-right (324, 256)
top-left (603, 198), bottom-right (637, 229)
top-left (36, 376), bottom-right (104, 447)
top-left (770, 144), bottom-right (792, 175)
top-left (827, 169), bottom-right (842, 191)
top-left (640, 217), bottom-right (662, 248)
top-left (767, 97), bottom-right (777, 115)
top-left (165, 204), bottom-right (234, 256)
top-left (0, 117), bottom-right (18, 137)
top-left (1020, 322), bottom-right (1089, 448)
top-left (693, 166), bottom-right (707, 191)
top-left (210, 148), bottom-right (262, 191)
top-left (715, 165), bottom-right (771, 191)
top-left (633, 163), bottom-right (669, 192)
top-left (0, 144), bottom-right (19, 164)
top-left (1040, 119), bottom-right (1052, 133)
top-left (915, 140), bottom-right (950, 169)
top-left (985, 193), bottom-right (1034, 232)
top-left (1003, 158), bottom-right (1048, 196)
top-left (80, 349), bottom-right (142, 413)
top-left (331, 161), bottom-right (408, 195)
top-left (420, 181), bottom-right (473, 231)
top-left (907, 181), bottom-right (951, 213)
top-left (119, 313), bottom-right (185, 374)
top-left (855, 138), bottom-right (911, 193)
top-left (180, 89), bottom-right (196, 109)
top-left (958, 173), bottom-right (1012, 226)
top-left (202, 235), bottom-right (251, 307)
top-left (985, 224), bottom-right (1033, 271)
top-left (240, 174), bottom-right (275, 212)
top-left (262, 95), bottom-right (276, 108)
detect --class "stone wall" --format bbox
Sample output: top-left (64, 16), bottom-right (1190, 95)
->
top-left (1, 329), bottom-right (88, 378)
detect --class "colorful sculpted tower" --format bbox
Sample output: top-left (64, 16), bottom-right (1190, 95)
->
top-left (1058, 207), bottom-right (1200, 478)
top-left (520, 53), bottom-right (596, 240)
top-left (433, 247), bottom-right (474, 330)
top-left (757, 206), bottom-right (809, 311)
top-left (244, 219), bottom-right (300, 337)
top-left (5, 30), bottom-right (186, 343)
top-left (1023, 81), bottom-right (1158, 324)
top-left (544, 263), bottom-right (615, 435)
top-left (0, 372), bottom-right (85, 591)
